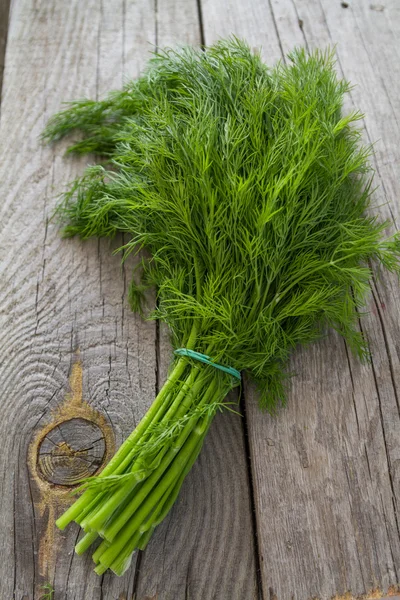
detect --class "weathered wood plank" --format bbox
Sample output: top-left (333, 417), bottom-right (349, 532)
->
top-left (201, 0), bottom-right (282, 63)
top-left (135, 326), bottom-right (259, 600)
top-left (133, 5), bottom-right (260, 599)
top-left (66, 4), bottom-right (159, 599)
top-left (0, 1), bottom-right (259, 599)
top-left (0, 0), bottom-right (10, 98)
top-left (0, 1), bottom-right (157, 599)
top-left (202, 0), bottom-right (400, 598)
top-left (156, 0), bottom-right (201, 48)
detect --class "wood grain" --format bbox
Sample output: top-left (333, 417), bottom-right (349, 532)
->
top-left (124, 4), bottom-right (260, 599)
top-left (135, 331), bottom-right (259, 600)
top-left (0, 1), bottom-right (259, 599)
top-left (201, 0), bottom-right (400, 598)
top-left (0, 1), bottom-right (157, 599)
top-left (37, 418), bottom-right (106, 485)
top-left (201, 0), bottom-right (282, 63)
top-left (0, 0), bottom-right (10, 98)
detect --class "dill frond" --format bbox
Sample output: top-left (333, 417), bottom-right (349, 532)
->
top-left (44, 39), bottom-right (400, 409)
top-left (45, 38), bottom-right (400, 574)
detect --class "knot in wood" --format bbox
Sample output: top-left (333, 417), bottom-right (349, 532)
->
top-left (37, 418), bottom-right (106, 486)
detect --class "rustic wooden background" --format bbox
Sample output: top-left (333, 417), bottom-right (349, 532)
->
top-left (0, 1), bottom-right (400, 599)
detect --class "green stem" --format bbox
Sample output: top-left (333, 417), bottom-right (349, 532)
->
top-left (82, 367), bottom-right (209, 533)
top-left (78, 368), bottom-right (202, 531)
top-left (92, 539), bottom-right (110, 564)
top-left (98, 419), bottom-right (210, 570)
top-left (140, 436), bottom-right (204, 536)
top-left (75, 389), bottom-right (176, 528)
top-left (109, 440), bottom-right (202, 574)
top-left (92, 433), bottom-right (205, 574)
top-left (97, 376), bottom-right (217, 540)
top-left (75, 531), bottom-right (98, 555)
top-left (56, 354), bottom-right (190, 530)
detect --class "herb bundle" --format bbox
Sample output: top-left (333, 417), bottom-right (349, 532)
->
top-left (44, 39), bottom-right (400, 575)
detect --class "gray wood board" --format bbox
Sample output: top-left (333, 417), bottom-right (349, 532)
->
top-left (0, 1), bottom-right (259, 599)
top-left (1, 0), bottom-right (400, 599)
top-left (0, 0), bottom-right (10, 98)
top-left (126, 3), bottom-right (260, 599)
top-left (201, 0), bottom-right (400, 598)
top-left (134, 327), bottom-right (259, 600)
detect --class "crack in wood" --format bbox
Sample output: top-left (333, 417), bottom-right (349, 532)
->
top-left (241, 384), bottom-right (265, 600)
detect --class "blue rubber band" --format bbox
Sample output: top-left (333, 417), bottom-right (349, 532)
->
top-left (174, 348), bottom-right (241, 380)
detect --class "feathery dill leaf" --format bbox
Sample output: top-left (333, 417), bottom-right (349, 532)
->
top-left (44, 38), bottom-right (400, 575)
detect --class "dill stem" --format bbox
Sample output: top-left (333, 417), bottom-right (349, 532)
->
top-left (104, 478), bottom-right (180, 574)
top-left (96, 375), bottom-right (218, 540)
top-left (75, 388), bottom-right (178, 529)
top-left (97, 417), bottom-right (211, 571)
top-left (81, 365), bottom-right (208, 533)
top-left (75, 494), bottom-right (105, 525)
top-left (75, 531), bottom-right (98, 555)
top-left (110, 436), bottom-right (204, 576)
top-left (56, 354), bottom-right (190, 530)
top-left (77, 362), bottom-right (206, 533)
top-left (139, 436), bottom-right (204, 536)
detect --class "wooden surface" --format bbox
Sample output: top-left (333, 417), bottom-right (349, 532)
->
top-left (0, 0), bottom-right (10, 98)
top-left (0, 1), bottom-right (399, 599)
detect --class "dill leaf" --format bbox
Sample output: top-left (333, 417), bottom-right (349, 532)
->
top-left (44, 39), bottom-right (400, 410)
top-left (45, 39), bottom-right (400, 574)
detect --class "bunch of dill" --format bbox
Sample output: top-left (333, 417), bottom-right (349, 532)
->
top-left (43, 38), bottom-right (400, 575)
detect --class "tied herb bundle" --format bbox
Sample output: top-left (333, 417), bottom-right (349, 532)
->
top-left (44, 39), bottom-right (400, 575)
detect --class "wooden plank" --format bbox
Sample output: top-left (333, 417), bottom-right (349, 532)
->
top-left (249, 1), bottom-right (400, 597)
top-left (0, 0), bottom-right (10, 99)
top-left (0, 1), bottom-right (157, 599)
top-left (156, 0), bottom-right (201, 48)
top-left (201, 0), bottom-right (400, 597)
top-left (136, 327), bottom-right (260, 600)
top-left (0, 1), bottom-right (260, 599)
top-left (133, 4), bottom-right (260, 599)
top-left (201, 0), bottom-right (282, 63)
top-left (77, 4), bottom-right (158, 599)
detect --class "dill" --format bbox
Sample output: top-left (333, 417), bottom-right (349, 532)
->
top-left (43, 38), bottom-right (400, 575)
top-left (40, 583), bottom-right (54, 600)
